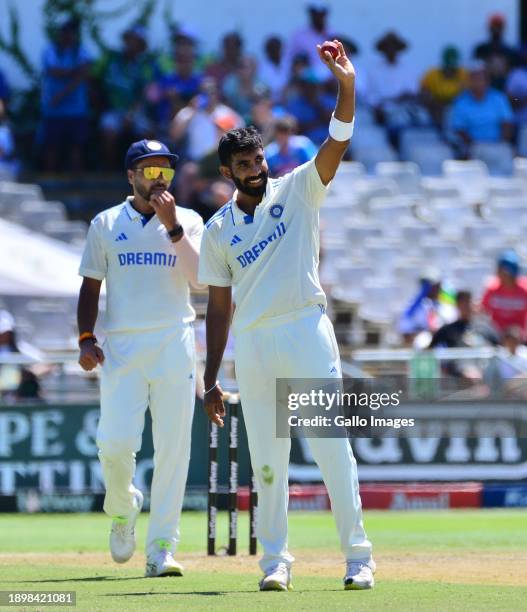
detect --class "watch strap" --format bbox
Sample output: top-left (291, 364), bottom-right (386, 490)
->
top-left (168, 224), bottom-right (184, 240)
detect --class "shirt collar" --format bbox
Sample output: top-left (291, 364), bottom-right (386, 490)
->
top-left (230, 179), bottom-right (273, 226)
top-left (124, 197), bottom-right (142, 221)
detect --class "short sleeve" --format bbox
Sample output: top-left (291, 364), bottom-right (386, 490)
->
top-left (289, 158), bottom-right (329, 209)
top-left (198, 229), bottom-right (232, 287)
top-left (79, 220), bottom-right (107, 280)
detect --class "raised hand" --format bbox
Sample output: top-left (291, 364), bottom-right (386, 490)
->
top-left (317, 39), bottom-right (356, 85)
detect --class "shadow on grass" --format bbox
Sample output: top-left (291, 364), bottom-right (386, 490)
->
top-left (105, 591), bottom-right (255, 597)
top-left (1, 576), bottom-right (140, 584)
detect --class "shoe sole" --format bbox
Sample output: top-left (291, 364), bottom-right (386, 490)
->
top-left (259, 581), bottom-right (293, 592)
top-left (145, 569), bottom-right (184, 578)
top-left (344, 579), bottom-right (374, 590)
top-left (110, 491), bottom-right (144, 564)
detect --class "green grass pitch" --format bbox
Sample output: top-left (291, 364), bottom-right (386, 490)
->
top-left (0, 510), bottom-right (526, 611)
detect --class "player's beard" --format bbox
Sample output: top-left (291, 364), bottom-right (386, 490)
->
top-left (135, 181), bottom-right (167, 204)
top-left (232, 170), bottom-right (268, 197)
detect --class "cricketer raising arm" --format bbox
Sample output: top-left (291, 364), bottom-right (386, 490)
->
top-left (77, 139), bottom-right (204, 577)
top-left (198, 41), bottom-right (375, 591)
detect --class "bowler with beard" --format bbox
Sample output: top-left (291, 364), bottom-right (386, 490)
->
top-left (77, 139), bottom-right (204, 577)
top-left (198, 41), bottom-right (374, 592)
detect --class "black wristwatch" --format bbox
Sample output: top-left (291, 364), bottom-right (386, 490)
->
top-left (168, 224), bottom-right (184, 242)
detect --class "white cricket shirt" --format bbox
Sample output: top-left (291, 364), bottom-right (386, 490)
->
top-left (79, 197), bottom-right (203, 333)
top-left (198, 159), bottom-right (328, 333)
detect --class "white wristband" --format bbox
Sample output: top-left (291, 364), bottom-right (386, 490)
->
top-left (204, 381), bottom-right (219, 395)
top-left (329, 113), bottom-right (355, 141)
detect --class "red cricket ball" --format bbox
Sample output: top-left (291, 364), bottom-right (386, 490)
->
top-left (321, 41), bottom-right (339, 60)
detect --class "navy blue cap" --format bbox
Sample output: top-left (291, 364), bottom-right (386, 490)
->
top-left (125, 139), bottom-right (179, 170)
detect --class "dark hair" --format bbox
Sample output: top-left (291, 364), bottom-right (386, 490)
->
top-left (456, 290), bottom-right (472, 304)
top-left (218, 126), bottom-right (263, 166)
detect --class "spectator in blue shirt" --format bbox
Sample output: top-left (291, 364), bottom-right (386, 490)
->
top-left (0, 68), bottom-right (10, 104)
top-left (94, 25), bottom-right (157, 169)
top-left (448, 61), bottom-right (514, 151)
top-left (265, 115), bottom-right (317, 177)
top-left (147, 41), bottom-right (203, 130)
top-left (0, 69), bottom-right (17, 179)
top-left (39, 18), bottom-right (92, 171)
top-left (222, 56), bottom-right (267, 123)
top-left (0, 98), bottom-right (19, 179)
top-left (284, 68), bottom-right (334, 145)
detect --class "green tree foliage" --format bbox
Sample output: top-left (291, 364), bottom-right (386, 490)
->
top-left (0, 0), bottom-right (161, 160)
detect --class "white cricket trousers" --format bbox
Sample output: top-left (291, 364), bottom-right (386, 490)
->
top-left (96, 323), bottom-right (195, 558)
top-left (235, 306), bottom-right (372, 572)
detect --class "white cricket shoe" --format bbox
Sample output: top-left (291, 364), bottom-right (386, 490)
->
top-left (259, 563), bottom-right (293, 591)
top-left (145, 540), bottom-right (184, 578)
top-left (109, 490), bottom-right (143, 564)
top-left (344, 559), bottom-right (376, 590)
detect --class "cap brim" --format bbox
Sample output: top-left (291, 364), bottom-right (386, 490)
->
top-left (127, 151), bottom-right (179, 169)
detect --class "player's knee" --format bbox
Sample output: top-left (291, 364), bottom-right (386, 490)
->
top-left (97, 437), bottom-right (140, 458)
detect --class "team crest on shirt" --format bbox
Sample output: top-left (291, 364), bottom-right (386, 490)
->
top-left (269, 204), bottom-right (284, 218)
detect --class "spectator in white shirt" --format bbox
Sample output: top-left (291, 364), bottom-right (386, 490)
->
top-left (170, 77), bottom-right (244, 160)
top-left (484, 326), bottom-right (527, 398)
top-left (286, 3), bottom-right (332, 83)
top-left (368, 31), bottom-right (430, 132)
top-left (258, 36), bottom-right (289, 103)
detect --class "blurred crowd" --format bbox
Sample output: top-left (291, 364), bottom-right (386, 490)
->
top-left (398, 248), bottom-right (527, 391)
top-left (0, 7), bottom-right (526, 213)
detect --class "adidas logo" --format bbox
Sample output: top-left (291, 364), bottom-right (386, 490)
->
top-left (115, 232), bottom-right (128, 241)
top-left (230, 234), bottom-right (242, 246)
top-left (330, 366), bottom-right (338, 375)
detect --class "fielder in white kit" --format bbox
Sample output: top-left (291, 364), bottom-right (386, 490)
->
top-left (77, 139), bottom-right (203, 577)
top-left (199, 41), bottom-right (374, 591)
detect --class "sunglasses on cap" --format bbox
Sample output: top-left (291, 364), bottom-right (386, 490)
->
top-left (134, 166), bottom-right (176, 181)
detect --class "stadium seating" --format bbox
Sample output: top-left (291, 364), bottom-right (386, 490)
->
top-left (3, 145), bottom-right (527, 351)
top-left (399, 127), bottom-right (442, 161)
top-left (513, 156), bottom-right (527, 180)
top-left (0, 181), bottom-right (87, 247)
top-left (517, 125), bottom-right (527, 158)
top-left (374, 161), bottom-right (421, 194)
top-left (0, 182), bottom-right (43, 215)
top-left (351, 145), bottom-right (399, 173)
top-left (405, 142), bottom-right (455, 176)
top-left (470, 142), bottom-right (514, 176)
top-left (7, 200), bottom-right (67, 230)
top-left (321, 154), bottom-right (527, 344)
